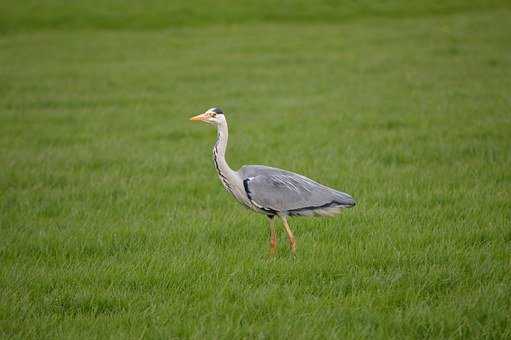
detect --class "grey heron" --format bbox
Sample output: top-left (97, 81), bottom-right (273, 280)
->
top-left (190, 107), bottom-right (356, 255)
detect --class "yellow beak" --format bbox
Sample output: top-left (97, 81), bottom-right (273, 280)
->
top-left (190, 113), bottom-right (208, 121)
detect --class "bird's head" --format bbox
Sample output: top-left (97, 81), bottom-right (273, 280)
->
top-left (190, 107), bottom-right (226, 126)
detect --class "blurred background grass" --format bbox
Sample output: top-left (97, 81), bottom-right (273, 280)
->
top-left (0, 0), bottom-right (510, 31)
top-left (1, 1), bottom-right (511, 339)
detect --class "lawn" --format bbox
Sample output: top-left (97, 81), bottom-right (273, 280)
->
top-left (1, 2), bottom-right (510, 339)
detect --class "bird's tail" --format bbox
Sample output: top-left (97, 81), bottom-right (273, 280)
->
top-left (333, 190), bottom-right (356, 208)
top-left (295, 191), bottom-right (356, 217)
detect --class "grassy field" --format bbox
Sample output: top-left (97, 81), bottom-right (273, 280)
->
top-left (1, 2), bottom-right (511, 339)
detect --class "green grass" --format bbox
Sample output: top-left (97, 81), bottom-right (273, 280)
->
top-left (1, 3), bottom-right (511, 339)
top-left (0, 0), bottom-right (509, 32)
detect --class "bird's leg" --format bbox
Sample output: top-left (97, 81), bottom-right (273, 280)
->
top-left (281, 216), bottom-right (296, 255)
top-left (268, 216), bottom-right (277, 255)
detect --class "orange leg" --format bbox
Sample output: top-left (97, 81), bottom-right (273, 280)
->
top-left (282, 216), bottom-right (296, 255)
top-left (268, 216), bottom-right (277, 255)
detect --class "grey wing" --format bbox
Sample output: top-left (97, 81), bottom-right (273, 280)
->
top-left (239, 165), bottom-right (355, 217)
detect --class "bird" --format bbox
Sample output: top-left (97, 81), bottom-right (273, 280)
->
top-left (190, 107), bottom-right (356, 255)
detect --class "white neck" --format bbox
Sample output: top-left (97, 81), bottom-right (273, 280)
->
top-left (211, 118), bottom-right (253, 209)
top-left (213, 120), bottom-right (237, 190)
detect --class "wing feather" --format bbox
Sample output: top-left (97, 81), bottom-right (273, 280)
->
top-left (239, 165), bottom-right (355, 216)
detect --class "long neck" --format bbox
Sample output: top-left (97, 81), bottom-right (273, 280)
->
top-left (213, 121), bottom-right (236, 187)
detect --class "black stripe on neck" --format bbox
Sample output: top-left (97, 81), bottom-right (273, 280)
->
top-left (213, 147), bottom-right (232, 191)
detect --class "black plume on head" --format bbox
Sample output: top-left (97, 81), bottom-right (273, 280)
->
top-left (210, 107), bottom-right (224, 115)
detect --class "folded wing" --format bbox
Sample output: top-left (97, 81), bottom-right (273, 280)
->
top-left (240, 165), bottom-right (355, 217)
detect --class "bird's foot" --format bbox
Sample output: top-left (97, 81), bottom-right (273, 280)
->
top-left (289, 239), bottom-right (296, 256)
top-left (269, 239), bottom-right (277, 256)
